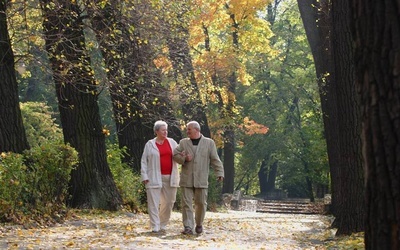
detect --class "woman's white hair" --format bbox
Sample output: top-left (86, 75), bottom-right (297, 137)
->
top-left (154, 120), bottom-right (168, 133)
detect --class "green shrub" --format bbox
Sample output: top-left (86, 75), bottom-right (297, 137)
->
top-left (0, 102), bottom-right (78, 225)
top-left (0, 152), bottom-right (29, 221)
top-left (23, 142), bottom-right (78, 210)
top-left (0, 142), bottom-right (78, 224)
top-left (107, 143), bottom-right (146, 213)
top-left (20, 102), bottom-right (62, 147)
top-left (207, 170), bottom-right (224, 211)
top-left (174, 187), bottom-right (182, 211)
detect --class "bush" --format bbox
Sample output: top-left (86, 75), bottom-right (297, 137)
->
top-left (24, 142), bottom-right (78, 211)
top-left (207, 171), bottom-right (224, 211)
top-left (0, 102), bottom-right (78, 225)
top-left (0, 142), bottom-right (78, 225)
top-left (0, 152), bottom-right (28, 221)
top-left (20, 102), bottom-right (62, 147)
top-left (107, 143), bottom-right (147, 213)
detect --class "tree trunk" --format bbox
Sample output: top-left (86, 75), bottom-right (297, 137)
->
top-left (166, 34), bottom-right (211, 137)
top-left (162, 1), bottom-right (211, 138)
top-left (89, 1), bottom-right (182, 172)
top-left (0, 0), bottom-right (30, 153)
top-left (22, 45), bottom-right (50, 102)
top-left (331, 0), bottom-right (365, 235)
top-left (222, 129), bottom-right (235, 193)
top-left (40, 0), bottom-right (122, 210)
top-left (258, 159), bottom-right (269, 194)
top-left (258, 157), bottom-right (278, 195)
top-left (221, 7), bottom-right (241, 194)
top-left (202, 23), bottom-right (235, 193)
top-left (266, 160), bottom-right (278, 193)
top-left (351, 0), bottom-right (400, 248)
top-left (88, 1), bottom-right (157, 172)
top-left (297, 0), bottom-right (340, 214)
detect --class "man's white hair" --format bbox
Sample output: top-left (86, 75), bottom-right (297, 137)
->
top-left (187, 121), bottom-right (201, 131)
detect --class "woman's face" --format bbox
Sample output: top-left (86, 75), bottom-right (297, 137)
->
top-left (156, 125), bottom-right (168, 139)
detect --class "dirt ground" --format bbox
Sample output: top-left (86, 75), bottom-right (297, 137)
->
top-left (0, 210), bottom-right (338, 249)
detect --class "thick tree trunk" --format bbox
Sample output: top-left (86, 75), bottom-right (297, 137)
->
top-left (297, 0), bottom-right (340, 214)
top-left (0, 1), bottom-right (30, 153)
top-left (89, 1), bottom-right (181, 171)
top-left (351, 1), bottom-right (400, 248)
top-left (331, 0), bottom-right (365, 235)
top-left (40, 0), bottom-right (122, 210)
top-left (258, 158), bottom-right (278, 195)
top-left (89, 2), bottom-right (153, 172)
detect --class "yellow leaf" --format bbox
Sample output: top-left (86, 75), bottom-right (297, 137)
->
top-left (65, 241), bottom-right (75, 247)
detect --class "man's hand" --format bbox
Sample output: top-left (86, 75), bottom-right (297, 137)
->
top-left (142, 180), bottom-right (149, 185)
top-left (217, 176), bottom-right (224, 182)
top-left (180, 151), bottom-right (192, 162)
top-left (185, 153), bottom-right (193, 162)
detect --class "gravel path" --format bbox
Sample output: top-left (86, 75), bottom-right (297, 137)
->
top-left (0, 210), bottom-right (335, 249)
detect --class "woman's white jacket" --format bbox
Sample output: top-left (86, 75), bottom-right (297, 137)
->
top-left (140, 137), bottom-right (180, 188)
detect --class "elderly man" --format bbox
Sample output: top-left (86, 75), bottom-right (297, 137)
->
top-left (173, 121), bottom-right (224, 235)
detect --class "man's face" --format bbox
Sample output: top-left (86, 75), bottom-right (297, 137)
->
top-left (186, 125), bottom-right (197, 139)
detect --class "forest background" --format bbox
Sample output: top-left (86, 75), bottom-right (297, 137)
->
top-left (2, 0), bottom-right (328, 216)
top-left (1, 0), bottom-right (399, 248)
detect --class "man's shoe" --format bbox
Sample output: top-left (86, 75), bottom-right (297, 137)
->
top-left (181, 227), bottom-right (193, 235)
top-left (195, 225), bottom-right (203, 234)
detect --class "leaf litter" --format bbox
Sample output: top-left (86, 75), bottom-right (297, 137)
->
top-left (0, 210), bottom-right (363, 249)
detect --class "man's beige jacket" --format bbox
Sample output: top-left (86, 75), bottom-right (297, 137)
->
top-left (173, 136), bottom-right (224, 188)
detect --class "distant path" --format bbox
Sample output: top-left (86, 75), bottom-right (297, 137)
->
top-left (0, 210), bottom-right (333, 249)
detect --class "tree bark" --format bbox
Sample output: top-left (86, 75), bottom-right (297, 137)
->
top-left (162, 1), bottom-right (211, 138)
top-left (258, 159), bottom-right (269, 194)
top-left (222, 129), bottom-right (235, 193)
top-left (201, 23), bottom-right (235, 193)
top-left (88, 1), bottom-right (182, 172)
top-left (40, 0), bottom-right (122, 210)
top-left (331, 0), bottom-right (365, 235)
top-left (297, 0), bottom-right (340, 214)
top-left (266, 160), bottom-right (278, 193)
top-left (221, 6), bottom-right (241, 194)
top-left (0, 0), bottom-right (30, 153)
top-left (350, 0), bottom-right (400, 248)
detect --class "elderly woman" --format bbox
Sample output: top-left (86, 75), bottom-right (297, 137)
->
top-left (140, 120), bottom-right (180, 233)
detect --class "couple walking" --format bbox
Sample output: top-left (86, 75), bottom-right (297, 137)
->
top-left (140, 120), bottom-right (224, 235)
